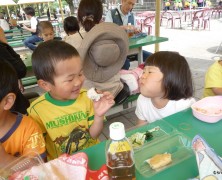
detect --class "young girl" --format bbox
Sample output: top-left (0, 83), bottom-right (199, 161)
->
top-left (136, 51), bottom-right (196, 125)
top-left (63, 16), bottom-right (82, 49)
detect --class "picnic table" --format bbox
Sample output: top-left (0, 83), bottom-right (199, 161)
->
top-left (80, 108), bottom-right (222, 179)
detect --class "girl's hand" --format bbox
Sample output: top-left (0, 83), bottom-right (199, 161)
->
top-left (93, 91), bottom-right (115, 117)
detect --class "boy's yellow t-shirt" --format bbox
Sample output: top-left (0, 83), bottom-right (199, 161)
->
top-left (203, 61), bottom-right (222, 97)
top-left (27, 89), bottom-right (101, 160)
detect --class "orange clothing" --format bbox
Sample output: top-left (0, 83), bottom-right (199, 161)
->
top-left (0, 113), bottom-right (46, 158)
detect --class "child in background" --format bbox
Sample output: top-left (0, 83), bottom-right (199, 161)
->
top-left (0, 61), bottom-right (46, 168)
top-left (27, 40), bottom-right (114, 160)
top-left (136, 51), bottom-right (196, 125)
top-left (37, 21), bottom-right (61, 41)
top-left (203, 60), bottom-right (222, 97)
top-left (63, 16), bottom-right (82, 49)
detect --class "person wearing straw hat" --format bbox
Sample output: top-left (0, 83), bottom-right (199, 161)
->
top-left (65, 0), bottom-right (130, 104)
top-left (78, 22), bottom-right (130, 104)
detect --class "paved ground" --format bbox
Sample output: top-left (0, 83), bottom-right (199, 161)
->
top-left (100, 18), bottom-right (222, 140)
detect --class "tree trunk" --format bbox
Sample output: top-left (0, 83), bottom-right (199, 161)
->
top-left (65, 0), bottom-right (75, 15)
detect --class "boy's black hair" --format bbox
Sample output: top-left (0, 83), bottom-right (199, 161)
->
top-left (24, 7), bottom-right (35, 17)
top-left (32, 40), bottom-right (80, 85)
top-left (0, 60), bottom-right (19, 102)
top-left (78, 0), bottom-right (103, 32)
top-left (145, 51), bottom-right (193, 100)
top-left (63, 16), bottom-right (80, 35)
top-left (37, 21), bottom-right (53, 35)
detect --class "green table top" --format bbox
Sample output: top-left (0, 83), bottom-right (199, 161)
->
top-left (80, 108), bottom-right (222, 180)
top-left (129, 35), bottom-right (169, 49)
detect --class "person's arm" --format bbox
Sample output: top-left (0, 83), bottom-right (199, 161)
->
top-left (89, 91), bottom-right (115, 138)
top-left (0, 143), bottom-right (17, 168)
top-left (137, 119), bottom-right (148, 126)
top-left (22, 17), bottom-right (37, 33)
top-left (212, 87), bottom-right (222, 95)
top-left (22, 24), bottom-right (36, 33)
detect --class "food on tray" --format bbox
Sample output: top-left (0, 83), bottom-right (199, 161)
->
top-left (146, 153), bottom-right (172, 170)
top-left (87, 87), bottom-right (103, 101)
top-left (144, 131), bottom-right (153, 140)
top-left (128, 132), bottom-right (146, 148)
top-left (193, 107), bottom-right (222, 115)
top-left (128, 127), bottom-right (161, 149)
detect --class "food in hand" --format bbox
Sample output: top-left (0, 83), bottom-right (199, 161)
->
top-left (87, 87), bottom-right (103, 101)
top-left (146, 153), bottom-right (172, 170)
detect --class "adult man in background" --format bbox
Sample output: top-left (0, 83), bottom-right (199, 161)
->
top-left (105, 0), bottom-right (152, 69)
top-left (22, 7), bottom-right (42, 51)
top-left (0, 13), bottom-right (10, 31)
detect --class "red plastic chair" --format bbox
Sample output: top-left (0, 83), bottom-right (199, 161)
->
top-left (142, 15), bottom-right (155, 35)
top-left (191, 10), bottom-right (204, 30)
top-left (160, 11), bottom-right (181, 28)
top-left (202, 9), bottom-right (211, 30)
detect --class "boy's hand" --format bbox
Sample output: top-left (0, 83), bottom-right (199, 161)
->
top-left (93, 91), bottom-right (115, 117)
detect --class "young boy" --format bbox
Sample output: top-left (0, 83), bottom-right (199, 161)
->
top-left (37, 21), bottom-right (62, 42)
top-left (0, 61), bottom-right (46, 169)
top-left (203, 60), bottom-right (222, 97)
top-left (27, 40), bottom-right (115, 160)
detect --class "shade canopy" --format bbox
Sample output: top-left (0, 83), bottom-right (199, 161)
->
top-left (0, 0), bottom-right (16, 6)
top-left (17, 0), bottom-right (54, 4)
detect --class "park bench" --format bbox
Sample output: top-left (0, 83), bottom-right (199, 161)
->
top-left (22, 76), bottom-right (37, 87)
top-left (9, 40), bottom-right (25, 48)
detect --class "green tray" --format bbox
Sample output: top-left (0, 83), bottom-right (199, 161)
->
top-left (126, 120), bottom-right (177, 150)
top-left (134, 132), bottom-right (194, 178)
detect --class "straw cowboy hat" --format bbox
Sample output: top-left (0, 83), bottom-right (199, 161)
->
top-left (78, 22), bottom-right (129, 83)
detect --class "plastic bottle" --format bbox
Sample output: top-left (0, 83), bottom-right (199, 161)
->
top-left (127, 23), bottom-right (134, 38)
top-left (106, 122), bottom-right (136, 180)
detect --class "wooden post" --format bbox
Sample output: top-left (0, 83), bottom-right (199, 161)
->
top-left (155, 0), bottom-right (161, 52)
top-left (7, 6), bottom-right (11, 18)
top-left (58, 0), bottom-right (64, 21)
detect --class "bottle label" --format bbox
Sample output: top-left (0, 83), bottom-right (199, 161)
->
top-left (108, 141), bottom-right (131, 154)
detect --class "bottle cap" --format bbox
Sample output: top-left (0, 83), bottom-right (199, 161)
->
top-left (109, 122), bottom-right (125, 140)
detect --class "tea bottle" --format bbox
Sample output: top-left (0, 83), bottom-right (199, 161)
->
top-left (105, 122), bottom-right (136, 180)
top-left (127, 23), bottom-right (134, 38)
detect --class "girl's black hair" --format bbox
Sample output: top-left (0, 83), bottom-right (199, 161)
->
top-left (63, 16), bottom-right (80, 35)
top-left (145, 51), bottom-right (193, 100)
top-left (77, 0), bottom-right (103, 32)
